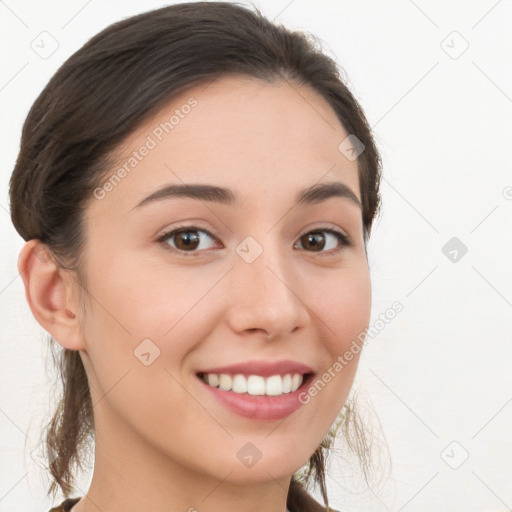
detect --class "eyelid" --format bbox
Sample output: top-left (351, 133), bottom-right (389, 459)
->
top-left (156, 223), bottom-right (352, 256)
top-left (156, 224), bottom-right (221, 254)
top-left (294, 225), bottom-right (352, 254)
top-left (296, 222), bottom-right (350, 241)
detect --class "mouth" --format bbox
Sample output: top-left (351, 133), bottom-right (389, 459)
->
top-left (196, 371), bottom-right (315, 397)
top-left (194, 360), bottom-right (315, 420)
top-left (195, 370), bottom-right (315, 420)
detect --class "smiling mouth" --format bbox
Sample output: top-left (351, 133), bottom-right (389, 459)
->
top-left (196, 371), bottom-right (314, 397)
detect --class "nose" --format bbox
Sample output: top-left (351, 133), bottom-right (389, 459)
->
top-left (225, 240), bottom-right (309, 340)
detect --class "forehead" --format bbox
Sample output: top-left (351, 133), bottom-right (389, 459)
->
top-left (90, 75), bottom-right (360, 215)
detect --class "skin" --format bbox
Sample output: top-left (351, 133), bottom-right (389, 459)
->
top-left (19, 75), bottom-right (371, 512)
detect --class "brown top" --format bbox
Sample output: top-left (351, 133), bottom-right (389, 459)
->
top-left (48, 485), bottom-right (339, 512)
top-left (288, 479), bottom-right (340, 512)
top-left (48, 497), bottom-right (81, 511)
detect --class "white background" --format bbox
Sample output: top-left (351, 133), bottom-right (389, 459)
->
top-left (1, 1), bottom-right (511, 511)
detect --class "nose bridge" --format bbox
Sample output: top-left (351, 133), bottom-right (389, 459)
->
top-left (229, 232), bottom-right (308, 336)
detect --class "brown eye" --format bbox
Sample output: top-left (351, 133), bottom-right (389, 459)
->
top-left (300, 232), bottom-right (326, 251)
top-left (174, 230), bottom-right (201, 250)
top-left (295, 229), bottom-right (350, 253)
top-left (158, 226), bottom-right (218, 255)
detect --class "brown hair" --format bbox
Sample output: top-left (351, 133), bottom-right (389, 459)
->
top-left (9, 2), bottom-right (384, 510)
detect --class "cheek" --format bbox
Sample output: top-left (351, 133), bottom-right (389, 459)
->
top-left (84, 249), bottom-right (225, 341)
top-left (314, 262), bottom-right (372, 352)
top-left (79, 257), bottom-right (216, 434)
top-left (302, 262), bottom-right (371, 406)
top-left (79, 252), bottom-right (231, 414)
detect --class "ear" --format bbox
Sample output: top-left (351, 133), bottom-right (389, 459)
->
top-left (17, 239), bottom-right (86, 351)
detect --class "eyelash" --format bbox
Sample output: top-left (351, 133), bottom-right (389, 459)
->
top-left (156, 224), bottom-right (352, 257)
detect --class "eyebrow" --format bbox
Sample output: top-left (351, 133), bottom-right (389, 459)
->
top-left (132, 181), bottom-right (361, 210)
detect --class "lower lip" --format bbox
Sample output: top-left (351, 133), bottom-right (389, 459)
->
top-left (197, 374), bottom-right (313, 421)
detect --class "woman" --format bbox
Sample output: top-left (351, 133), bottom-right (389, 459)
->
top-left (9, 2), bottom-right (382, 511)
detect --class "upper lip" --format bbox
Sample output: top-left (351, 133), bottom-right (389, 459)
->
top-left (196, 360), bottom-right (314, 378)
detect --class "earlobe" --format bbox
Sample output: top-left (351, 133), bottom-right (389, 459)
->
top-left (17, 239), bottom-right (86, 351)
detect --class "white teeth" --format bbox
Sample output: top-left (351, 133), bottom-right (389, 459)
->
top-left (265, 375), bottom-right (283, 396)
top-left (247, 375), bottom-right (265, 395)
top-left (201, 372), bottom-right (305, 396)
top-left (291, 373), bottom-right (302, 392)
top-left (218, 374), bottom-right (232, 391)
top-left (207, 374), bottom-right (219, 387)
top-left (282, 374), bottom-right (292, 393)
top-left (232, 374), bottom-right (248, 393)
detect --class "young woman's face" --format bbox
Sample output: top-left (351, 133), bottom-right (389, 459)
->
top-left (77, 75), bottom-right (371, 483)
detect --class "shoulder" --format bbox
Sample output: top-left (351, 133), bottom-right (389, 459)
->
top-left (48, 497), bottom-right (81, 512)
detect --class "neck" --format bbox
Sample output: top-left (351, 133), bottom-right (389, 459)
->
top-left (71, 405), bottom-right (293, 512)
